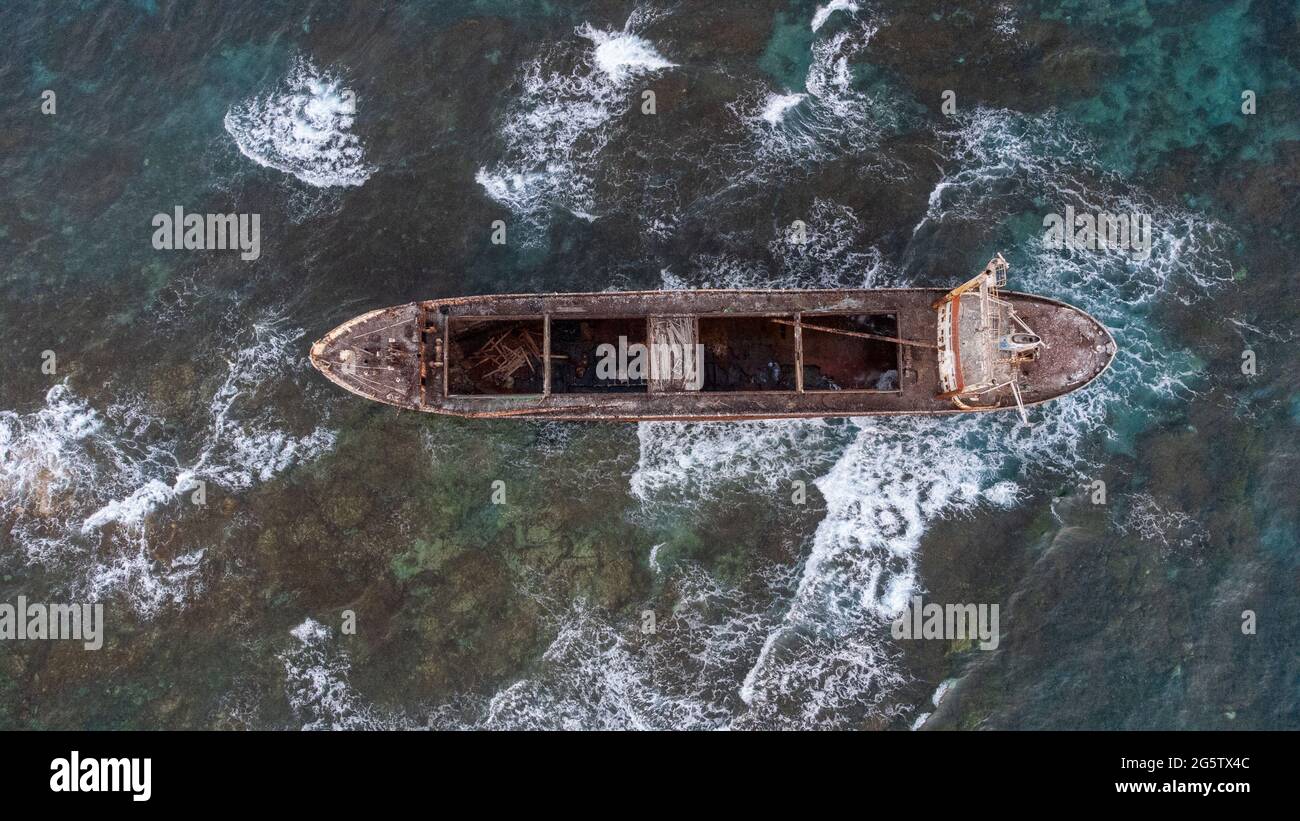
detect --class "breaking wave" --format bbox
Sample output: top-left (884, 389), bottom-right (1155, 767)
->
top-left (281, 619), bottom-right (392, 730)
top-left (759, 92), bottom-right (806, 125)
top-left (631, 418), bottom-right (845, 510)
top-left (733, 8), bottom-right (907, 170)
top-left (475, 9), bottom-right (675, 240)
top-left (812, 1), bottom-right (860, 33)
top-left (0, 317), bottom-right (335, 615)
top-left (225, 57), bottom-right (373, 188)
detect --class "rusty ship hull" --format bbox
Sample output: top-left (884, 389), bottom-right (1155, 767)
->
top-left (310, 266), bottom-right (1116, 422)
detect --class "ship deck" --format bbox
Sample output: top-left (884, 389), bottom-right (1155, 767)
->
top-left (310, 288), bottom-right (1115, 422)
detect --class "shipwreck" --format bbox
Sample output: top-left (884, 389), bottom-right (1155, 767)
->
top-left (309, 255), bottom-right (1115, 422)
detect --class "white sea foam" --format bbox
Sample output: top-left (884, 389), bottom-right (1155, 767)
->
top-left (759, 92), bottom-right (807, 125)
top-left (282, 619), bottom-right (394, 730)
top-left (659, 199), bottom-right (894, 293)
top-left (916, 107), bottom-right (1101, 231)
top-left (993, 2), bottom-right (1019, 37)
top-left (812, 0), bottom-right (860, 32)
top-left (80, 476), bottom-right (191, 533)
top-left (476, 566), bottom-right (792, 730)
top-left (476, 11), bottom-right (675, 240)
top-left (192, 318), bottom-right (336, 492)
top-left (648, 542), bottom-right (665, 573)
top-left (0, 316), bottom-right (335, 616)
top-left (1, 384), bottom-right (110, 568)
top-left (81, 316), bottom-right (335, 530)
top-left (0, 384), bottom-right (102, 525)
top-left (1119, 492), bottom-right (1208, 561)
top-left (225, 57), bottom-right (373, 187)
top-left (585, 24), bottom-right (676, 84)
top-left (933, 677), bottom-right (956, 706)
top-left (769, 199), bottom-right (896, 287)
top-left (273, 565), bottom-right (794, 730)
top-left (736, 415), bottom-right (1020, 726)
top-left (631, 418), bottom-right (844, 510)
top-left (0, 386), bottom-right (207, 613)
top-left (733, 11), bottom-right (903, 170)
top-left (983, 479), bottom-right (1021, 508)
top-left (727, 369), bottom-right (1185, 726)
top-left (658, 255), bottom-right (771, 291)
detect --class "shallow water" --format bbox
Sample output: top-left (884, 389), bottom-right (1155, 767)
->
top-left (0, 0), bottom-right (1295, 729)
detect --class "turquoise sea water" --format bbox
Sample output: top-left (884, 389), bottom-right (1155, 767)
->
top-left (0, 0), bottom-right (1295, 729)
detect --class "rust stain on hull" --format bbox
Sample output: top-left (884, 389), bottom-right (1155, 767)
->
top-left (310, 275), bottom-right (1116, 422)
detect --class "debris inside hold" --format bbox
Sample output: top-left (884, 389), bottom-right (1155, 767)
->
top-left (447, 318), bottom-right (545, 395)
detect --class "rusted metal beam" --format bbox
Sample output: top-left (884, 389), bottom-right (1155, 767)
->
top-left (441, 309), bottom-right (450, 399)
top-left (794, 312), bottom-right (804, 393)
top-left (769, 318), bottom-right (936, 349)
top-left (542, 315), bottom-right (552, 396)
top-left (417, 305), bottom-right (427, 409)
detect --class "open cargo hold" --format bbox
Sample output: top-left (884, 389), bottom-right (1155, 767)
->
top-left (446, 317), bottom-right (544, 395)
top-left (311, 255), bottom-right (1116, 422)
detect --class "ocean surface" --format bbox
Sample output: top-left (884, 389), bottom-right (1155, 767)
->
top-left (0, 0), bottom-right (1296, 729)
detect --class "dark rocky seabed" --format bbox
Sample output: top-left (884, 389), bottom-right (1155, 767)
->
top-left (0, 0), bottom-right (1296, 729)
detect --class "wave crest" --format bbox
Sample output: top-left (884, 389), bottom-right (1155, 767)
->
top-left (225, 58), bottom-right (373, 188)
